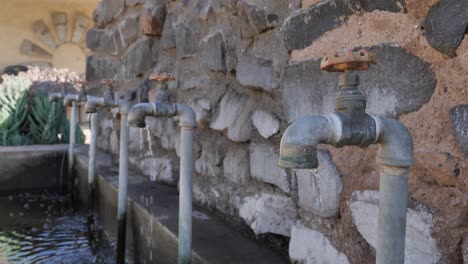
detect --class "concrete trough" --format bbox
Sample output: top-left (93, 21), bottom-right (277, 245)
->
top-left (0, 144), bottom-right (69, 195)
top-left (74, 145), bottom-right (287, 264)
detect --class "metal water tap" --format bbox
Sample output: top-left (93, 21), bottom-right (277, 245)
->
top-left (128, 73), bottom-right (196, 264)
top-left (63, 81), bottom-right (88, 107)
top-left (279, 48), bottom-right (413, 264)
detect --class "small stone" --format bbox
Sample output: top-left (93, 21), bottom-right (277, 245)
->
top-left (294, 150), bottom-right (343, 217)
top-left (252, 110), bottom-right (280, 139)
top-left (236, 55), bottom-right (274, 92)
top-left (140, 157), bottom-right (175, 184)
top-left (239, 193), bottom-right (297, 236)
top-left (121, 37), bottom-right (155, 79)
top-left (423, 0), bottom-right (468, 57)
top-left (195, 137), bottom-right (225, 177)
top-left (449, 105), bottom-right (468, 155)
top-left (289, 223), bottom-right (350, 264)
top-left (199, 31), bottom-right (226, 72)
top-left (93, 0), bottom-right (125, 28)
top-left (86, 55), bottom-right (119, 81)
top-left (223, 144), bottom-right (249, 184)
top-left (210, 89), bottom-right (252, 142)
top-left (250, 143), bottom-right (290, 193)
top-left (349, 190), bottom-right (441, 264)
top-left (140, 1), bottom-right (167, 36)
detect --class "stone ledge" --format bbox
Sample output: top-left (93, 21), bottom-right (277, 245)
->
top-left (74, 145), bottom-right (286, 264)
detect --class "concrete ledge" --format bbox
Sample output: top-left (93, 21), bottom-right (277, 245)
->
top-left (0, 144), bottom-right (69, 194)
top-left (74, 145), bottom-right (287, 264)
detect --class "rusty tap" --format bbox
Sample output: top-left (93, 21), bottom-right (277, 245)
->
top-left (320, 49), bottom-right (376, 72)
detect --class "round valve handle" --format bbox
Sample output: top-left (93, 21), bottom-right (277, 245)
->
top-left (149, 72), bottom-right (175, 83)
top-left (320, 49), bottom-right (376, 72)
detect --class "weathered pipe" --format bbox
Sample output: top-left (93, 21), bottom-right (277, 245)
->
top-left (69, 102), bottom-right (77, 196)
top-left (279, 65), bottom-right (413, 263)
top-left (49, 92), bottom-right (65, 191)
top-left (84, 92), bottom-right (131, 264)
top-left (87, 113), bottom-right (98, 229)
top-left (128, 101), bottom-right (196, 264)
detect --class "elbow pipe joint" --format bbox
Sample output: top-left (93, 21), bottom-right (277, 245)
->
top-left (375, 117), bottom-right (414, 167)
top-left (128, 103), bottom-right (156, 127)
top-left (49, 93), bottom-right (63, 102)
top-left (176, 103), bottom-right (196, 127)
top-left (279, 115), bottom-right (341, 169)
top-left (84, 96), bottom-right (119, 114)
top-left (63, 94), bottom-right (81, 107)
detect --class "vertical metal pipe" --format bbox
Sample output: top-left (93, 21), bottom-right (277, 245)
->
top-left (116, 113), bottom-right (129, 264)
top-left (68, 102), bottom-right (77, 180)
top-left (178, 126), bottom-right (194, 264)
top-left (87, 113), bottom-right (98, 227)
top-left (376, 165), bottom-right (409, 264)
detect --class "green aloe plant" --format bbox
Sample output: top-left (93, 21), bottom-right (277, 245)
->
top-left (0, 75), bottom-right (85, 146)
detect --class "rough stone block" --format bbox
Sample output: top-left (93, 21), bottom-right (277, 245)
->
top-left (160, 13), bottom-right (176, 49)
top-left (282, 45), bottom-right (436, 122)
top-left (140, 1), bottom-right (167, 36)
top-left (174, 21), bottom-right (198, 59)
top-left (121, 37), bottom-right (156, 79)
top-left (423, 0), bottom-right (468, 57)
top-left (93, 0), bottom-right (125, 28)
top-left (86, 55), bottom-right (119, 81)
top-left (236, 55), bottom-right (274, 92)
top-left (118, 15), bottom-right (139, 47)
top-left (294, 150), bottom-right (342, 217)
top-left (282, 0), bottom-right (406, 50)
top-left (349, 190), bottom-right (441, 264)
top-left (239, 193), bottom-right (297, 236)
top-left (249, 143), bottom-right (290, 193)
top-left (289, 223), bottom-right (350, 264)
top-left (72, 16), bottom-right (91, 43)
top-left (251, 110), bottom-right (279, 139)
top-left (210, 89), bottom-right (252, 142)
top-left (86, 28), bottom-right (112, 52)
top-left (32, 20), bottom-right (57, 50)
top-left (20, 40), bottom-right (52, 59)
top-left (237, 1), bottom-right (278, 39)
top-left (223, 144), bottom-right (250, 184)
top-left (126, 0), bottom-right (145, 6)
top-left (51, 12), bottom-right (67, 43)
top-left (146, 117), bottom-right (178, 151)
top-left (449, 105), bottom-right (468, 155)
top-left (199, 31), bottom-right (226, 72)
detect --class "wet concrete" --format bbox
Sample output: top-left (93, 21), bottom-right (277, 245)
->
top-left (74, 145), bottom-right (287, 264)
top-left (0, 145), bottom-right (69, 195)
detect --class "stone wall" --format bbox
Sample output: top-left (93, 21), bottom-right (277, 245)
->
top-left (87, 0), bottom-right (468, 263)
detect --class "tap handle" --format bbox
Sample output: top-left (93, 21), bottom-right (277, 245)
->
top-left (320, 49), bottom-right (376, 72)
top-left (149, 73), bottom-right (175, 104)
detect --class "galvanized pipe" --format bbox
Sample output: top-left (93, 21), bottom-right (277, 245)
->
top-left (116, 107), bottom-right (129, 264)
top-left (87, 113), bottom-right (98, 228)
top-left (376, 165), bottom-right (409, 264)
top-left (178, 126), bottom-right (194, 264)
top-left (68, 102), bottom-right (77, 194)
